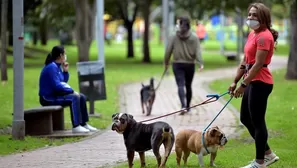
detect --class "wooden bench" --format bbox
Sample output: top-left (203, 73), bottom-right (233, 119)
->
top-left (24, 106), bottom-right (65, 136)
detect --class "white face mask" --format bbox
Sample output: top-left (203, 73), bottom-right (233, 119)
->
top-left (246, 20), bottom-right (260, 30)
top-left (175, 24), bottom-right (180, 31)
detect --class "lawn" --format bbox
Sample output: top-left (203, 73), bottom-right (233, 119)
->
top-left (114, 69), bottom-right (297, 168)
top-left (0, 39), bottom-right (240, 156)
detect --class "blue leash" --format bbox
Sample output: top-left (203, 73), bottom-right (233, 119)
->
top-left (202, 91), bottom-right (233, 154)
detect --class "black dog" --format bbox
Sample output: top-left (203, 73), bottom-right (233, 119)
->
top-left (140, 77), bottom-right (155, 116)
top-left (111, 113), bottom-right (175, 168)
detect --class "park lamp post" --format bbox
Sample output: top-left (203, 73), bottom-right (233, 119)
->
top-left (168, 0), bottom-right (175, 34)
top-left (162, 0), bottom-right (169, 47)
top-left (96, 0), bottom-right (105, 67)
top-left (12, 0), bottom-right (25, 140)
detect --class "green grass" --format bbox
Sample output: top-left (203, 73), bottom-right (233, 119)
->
top-left (114, 69), bottom-right (297, 168)
top-left (0, 39), bottom-right (240, 156)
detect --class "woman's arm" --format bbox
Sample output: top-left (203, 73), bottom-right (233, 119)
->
top-left (63, 72), bottom-right (69, 82)
top-left (242, 35), bottom-right (271, 85)
top-left (48, 65), bottom-right (74, 94)
top-left (232, 56), bottom-right (246, 84)
top-left (195, 36), bottom-right (203, 67)
top-left (164, 36), bottom-right (175, 67)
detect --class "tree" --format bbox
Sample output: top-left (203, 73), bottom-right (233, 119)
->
top-left (142, 0), bottom-right (152, 63)
top-left (105, 0), bottom-right (139, 58)
top-left (1, 0), bottom-right (8, 84)
top-left (0, 0), bottom-right (42, 46)
top-left (74, 0), bottom-right (96, 62)
top-left (285, 0), bottom-right (297, 79)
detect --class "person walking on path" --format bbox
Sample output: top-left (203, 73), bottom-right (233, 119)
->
top-left (164, 16), bottom-right (204, 115)
top-left (228, 3), bottom-right (280, 168)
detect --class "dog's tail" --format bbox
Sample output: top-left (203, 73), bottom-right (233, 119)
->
top-left (161, 126), bottom-right (174, 158)
top-left (150, 77), bottom-right (154, 89)
top-left (162, 126), bottom-right (172, 139)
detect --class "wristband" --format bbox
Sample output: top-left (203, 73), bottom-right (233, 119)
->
top-left (240, 65), bottom-right (245, 69)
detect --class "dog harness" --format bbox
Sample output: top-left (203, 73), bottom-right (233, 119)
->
top-left (201, 131), bottom-right (210, 154)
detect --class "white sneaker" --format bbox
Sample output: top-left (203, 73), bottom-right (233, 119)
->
top-left (83, 124), bottom-right (98, 132)
top-left (264, 152), bottom-right (279, 166)
top-left (241, 160), bottom-right (266, 168)
top-left (72, 125), bottom-right (90, 133)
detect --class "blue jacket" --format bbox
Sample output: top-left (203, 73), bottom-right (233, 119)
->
top-left (39, 62), bottom-right (74, 97)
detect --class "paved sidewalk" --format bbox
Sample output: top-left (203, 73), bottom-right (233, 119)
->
top-left (0, 56), bottom-right (287, 168)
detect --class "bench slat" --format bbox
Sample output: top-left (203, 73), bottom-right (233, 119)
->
top-left (24, 106), bottom-right (63, 114)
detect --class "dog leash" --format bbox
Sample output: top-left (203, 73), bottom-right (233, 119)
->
top-left (154, 68), bottom-right (168, 91)
top-left (202, 93), bottom-right (233, 154)
top-left (139, 91), bottom-right (230, 123)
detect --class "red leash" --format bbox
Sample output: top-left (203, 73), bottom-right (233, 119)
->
top-left (139, 96), bottom-right (218, 123)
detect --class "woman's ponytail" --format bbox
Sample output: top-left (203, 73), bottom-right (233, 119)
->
top-left (269, 28), bottom-right (279, 43)
top-left (44, 53), bottom-right (53, 65)
top-left (44, 46), bottom-right (65, 65)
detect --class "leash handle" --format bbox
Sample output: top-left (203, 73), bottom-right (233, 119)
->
top-left (206, 91), bottom-right (230, 100)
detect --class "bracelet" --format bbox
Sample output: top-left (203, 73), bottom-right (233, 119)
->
top-left (240, 65), bottom-right (246, 69)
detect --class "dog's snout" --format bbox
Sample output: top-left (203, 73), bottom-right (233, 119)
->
top-left (111, 123), bottom-right (117, 131)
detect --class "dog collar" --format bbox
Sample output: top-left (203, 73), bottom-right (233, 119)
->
top-left (202, 131), bottom-right (210, 154)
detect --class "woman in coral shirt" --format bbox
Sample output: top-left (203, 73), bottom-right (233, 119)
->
top-left (228, 3), bottom-right (280, 168)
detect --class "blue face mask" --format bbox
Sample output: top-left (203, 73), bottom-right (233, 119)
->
top-left (246, 20), bottom-right (260, 30)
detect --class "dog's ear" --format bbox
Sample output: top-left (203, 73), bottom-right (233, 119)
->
top-left (141, 83), bottom-right (145, 88)
top-left (112, 113), bottom-right (119, 119)
top-left (127, 113), bottom-right (134, 119)
top-left (210, 128), bottom-right (218, 137)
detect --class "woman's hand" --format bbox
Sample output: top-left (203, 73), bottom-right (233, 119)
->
top-left (228, 82), bottom-right (237, 96)
top-left (233, 85), bottom-right (245, 98)
top-left (62, 62), bottom-right (69, 72)
top-left (198, 64), bottom-right (204, 72)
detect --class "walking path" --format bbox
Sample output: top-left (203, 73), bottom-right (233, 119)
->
top-left (0, 56), bottom-right (287, 168)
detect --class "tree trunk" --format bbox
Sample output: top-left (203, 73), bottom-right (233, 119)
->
top-left (33, 31), bottom-right (38, 45)
top-left (77, 43), bottom-right (91, 62)
top-left (142, 0), bottom-right (151, 63)
top-left (74, 0), bottom-right (95, 62)
top-left (126, 21), bottom-right (134, 58)
top-left (39, 16), bottom-right (48, 46)
top-left (117, 0), bottom-right (138, 59)
top-left (285, 1), bottom-right (297, 80)
top-left (1, 0), bottom-right (8, 83)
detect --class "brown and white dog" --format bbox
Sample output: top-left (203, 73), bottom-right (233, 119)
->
top-left (175, 126), bottom-right (228, 167)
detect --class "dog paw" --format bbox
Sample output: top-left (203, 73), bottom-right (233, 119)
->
top-left (210, 163), bottom-right (217, 167)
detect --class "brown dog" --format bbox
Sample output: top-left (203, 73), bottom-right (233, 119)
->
top-left (175, 126), bottom-right (228, 167)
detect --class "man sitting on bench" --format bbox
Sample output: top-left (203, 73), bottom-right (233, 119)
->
top-left (38, 45), bottom-right (97, 133)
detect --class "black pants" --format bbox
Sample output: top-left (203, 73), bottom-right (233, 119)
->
top-left (40, 93), bottom-right (89, 128)
top-left (172, 63), bottom-right (195, 109)
top-left (240, 81), bottom-right (273, 159)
